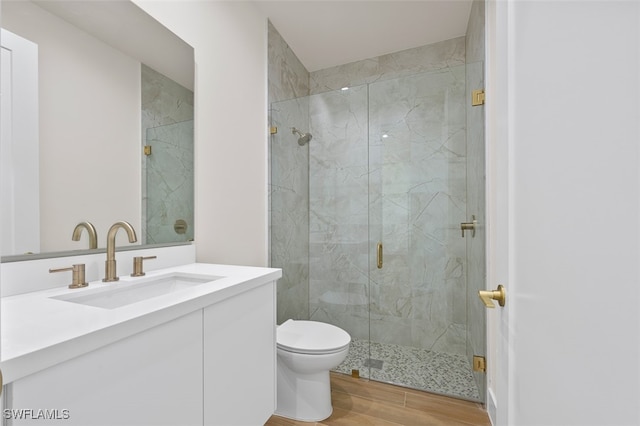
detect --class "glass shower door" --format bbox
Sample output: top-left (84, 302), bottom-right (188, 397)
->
top-left (270, 96), bottom-right (311, 324)
top-left (270, 85), bottom-right (373, 378)
top-left (306, 85), bottom-right (371, 376)
top-left (144, 120), bottom-right (194, 244)
top-left (367, 67), bottom-right (482, 400)
top-left (465, 59), bottom-right (487, 402)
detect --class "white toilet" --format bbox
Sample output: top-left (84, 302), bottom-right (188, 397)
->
top-left (275, 319), bottom-right (351, 422)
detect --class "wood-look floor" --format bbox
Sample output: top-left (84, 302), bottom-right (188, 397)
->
top-left (265, 372), bottom-right (491, 426)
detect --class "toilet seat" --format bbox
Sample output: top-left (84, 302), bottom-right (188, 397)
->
top-left (277, 319), bottom-right (351, 355)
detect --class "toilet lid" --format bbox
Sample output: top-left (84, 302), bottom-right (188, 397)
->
top-left (277, 320), bottom-right (351, 355)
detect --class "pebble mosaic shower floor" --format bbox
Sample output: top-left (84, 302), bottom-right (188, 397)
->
top-left (333, 339), bottom-right (481, 401)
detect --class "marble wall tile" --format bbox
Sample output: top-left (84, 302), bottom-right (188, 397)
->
top-left (310, 37), bottom-right (465, 95)
top-left (466, 0), bottom-right (486, 65)
top-left (268, 21), bottom-right (310, 104)
top-left (141, 65), bottom-right (194, 126)
top-left (267, 22), bottom-right (311, 324)
top-left (270, 97), bottom-right (310, 324)
top-left (141, 64), bottom-right (194, 245)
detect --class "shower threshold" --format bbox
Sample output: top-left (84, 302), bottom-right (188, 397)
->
top-left (333, 339), bottom-right (481, 401)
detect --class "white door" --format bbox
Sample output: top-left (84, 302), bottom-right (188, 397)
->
top-left (486, 1), bottom-right (640, 425)
top-left (1, 29), bottom-right (39, 256)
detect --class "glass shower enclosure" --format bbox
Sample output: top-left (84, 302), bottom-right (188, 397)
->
top-left (270, 64), bottom-right (485, 402)
top-left (144, 120), bottom-right (195, 245)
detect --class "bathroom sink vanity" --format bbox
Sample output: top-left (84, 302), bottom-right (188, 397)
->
top-left (1, 260), bottom-right (281, 425)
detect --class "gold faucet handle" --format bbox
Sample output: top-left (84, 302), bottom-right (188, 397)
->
top-left (478, 285), bottom-right (506, 308)
top-left (131, 256), bottom-right (157, 277)
top-left (50, 264), bottom-right (89, 289)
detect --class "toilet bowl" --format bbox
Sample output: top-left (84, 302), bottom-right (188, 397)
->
top-left (275, 319), bottom-right (351, 422)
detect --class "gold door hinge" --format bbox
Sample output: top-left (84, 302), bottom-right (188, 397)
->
top-left (472, 89), bottom-right (485, 106)
top-left (473, 355), bottom-right (486, 372)
top-left (270, 126), bottom-right (278, 135)
top-left (144, 145), bottom-right (152, 156)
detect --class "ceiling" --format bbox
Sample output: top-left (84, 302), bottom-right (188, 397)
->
top-left (252, 1), bottom-right (473, 72)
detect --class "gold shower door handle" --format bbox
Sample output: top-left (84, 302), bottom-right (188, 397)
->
top-left (377, 242), bottom-right (383, 269)
top-left (478, 285), bottom-right (506, 308)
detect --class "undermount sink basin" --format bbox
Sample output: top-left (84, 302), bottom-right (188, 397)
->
top-left (51, 272), bottom-right (222, 309)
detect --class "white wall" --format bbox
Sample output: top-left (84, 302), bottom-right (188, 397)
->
top-left (133, 1), bottom-right (269, 267)
top-left (488, 1), bottom-right (640, 425)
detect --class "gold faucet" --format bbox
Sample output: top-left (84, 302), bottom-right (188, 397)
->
top-left (72, 221), bottom-right (98, 249)
top-left (103, 221), bottom-right (137, 282)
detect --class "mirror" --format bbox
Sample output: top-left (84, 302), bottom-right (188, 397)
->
top-left (1, 0), bottom-right (195, 261)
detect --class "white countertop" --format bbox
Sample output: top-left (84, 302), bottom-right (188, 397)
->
top-left (1, 263), bottom-right (281, 383)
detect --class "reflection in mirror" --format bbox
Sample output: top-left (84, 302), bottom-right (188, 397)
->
top-left (142, 65), bottom-right (194, 245)
top-left (0, 0), bottom-right (195, 261)
top-left (1, 27), bottom-right (40, 257)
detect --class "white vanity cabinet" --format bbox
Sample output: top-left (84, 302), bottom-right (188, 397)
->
top-left (8, 310), bottom-right (204, 426)
top-left (3, 271), bottom-right (278, 426)
top-left (203, 282), bottom-right (276, 425)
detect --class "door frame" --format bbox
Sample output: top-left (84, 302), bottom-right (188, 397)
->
top-left (484, 1), bottom-right (511, 424)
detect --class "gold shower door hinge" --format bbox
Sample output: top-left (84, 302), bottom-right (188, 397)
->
top-left (472, 89), bottom-right (485, 106)
top-left (144, 145), bottom-right (152, 155)
top-left (473, 355), bottom-right (486, 372)
top-left (270, 126), bottom-right (278, 135)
